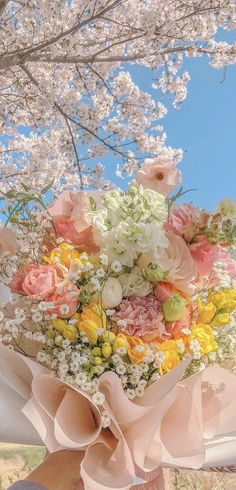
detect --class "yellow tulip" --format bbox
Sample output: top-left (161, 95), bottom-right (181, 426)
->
top-left (197, 298), bottom-right (216, 323)
top-left (63, 325), bottom-right (78, 342)
top-left (81, 303), bottom-right (106, 329)
top-left (158, 340), bottom-right (180, 375)
top-left (127, 336), bottom-right (147, 364)
top-left (52, 318), bottom-right (67, 334)
top-left (210, 313), bottom-right (230, 328)
top-left (113, 333), bottom-right (129, 353)
top-left (79, 318), bottom-right (99, 344)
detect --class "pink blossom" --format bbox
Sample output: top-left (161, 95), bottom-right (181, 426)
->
top-left (46, 284), bottom-right (79, 318)
top-left (48, 190), bottom-right (100, 252)
top-left (9, 264), bottom-right (36, 294)
top-left (135, 154), bottom-right (182, 197)
top-left (158, 232), bottom-right (197, 295)
top-left (189, 236), bottom-right (219, 278)
top-left (55, 220), bottom-right (99, 253)
top-left (113, 294), bottom-right (166, 339)
top-left (217, 249), bottom-right (236, 277)
top-left (0, 227), bottom-right (18, 256)
top-left (167, 204), bottom-right (198, 240)
top-left (22, 264), bottom-right (60, 299)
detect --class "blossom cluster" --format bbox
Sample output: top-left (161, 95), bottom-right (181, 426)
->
top-left (0, 156), bottom-right (236, 408)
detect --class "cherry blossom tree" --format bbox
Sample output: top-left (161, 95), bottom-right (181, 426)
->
top-left (0, 0), bottom-right (236, 191)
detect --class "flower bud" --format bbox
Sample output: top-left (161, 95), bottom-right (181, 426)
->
top-left (92, 347), bottom-right (102, 357)
top-left (143, 263), bottom-right (164, 283)
top-left (94, 356), bottom-right (102, 365)
top-left (101, 277), bottom-right (123, 308)
top-left (47, 328), bottom-right (56, 339)
top-left (102, 342), bottom-right (112, 359)
top-left (162, 294), bottom-right (186, 322)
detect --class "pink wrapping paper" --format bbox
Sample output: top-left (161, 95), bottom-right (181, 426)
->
top-left (1, 343), bottom-right (236, 489)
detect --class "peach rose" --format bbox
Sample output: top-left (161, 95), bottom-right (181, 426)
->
top-left (48, 190), bottom-right (100, 252)
top-left (0, 227), bottom-right (18, 256)
top-left (9, 264), bottom-right (36, 294)
top-left (135, 153), bottom-right (182, 197)
top-left (22, 265), bottom-right (60, 299)
top-left (46, 284), bottom-right (79, 318)
top-left (158, 232), bottom-right (197, 295)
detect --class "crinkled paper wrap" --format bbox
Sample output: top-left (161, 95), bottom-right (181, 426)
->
top-left (1, 343), bottom-right (236, 489)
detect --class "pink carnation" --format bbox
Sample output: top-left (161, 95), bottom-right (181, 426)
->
top-left (46, 283), bottom-right (79, 318)
top-left (113, 294), bottom-right (166, 339)
top-left (135, 153), bottom-right (182, 197)
top-left (22, 264), bottom-right (60, 300)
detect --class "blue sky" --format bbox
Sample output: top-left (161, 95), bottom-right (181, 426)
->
top-left (115, 52), bottom-right (236, 212)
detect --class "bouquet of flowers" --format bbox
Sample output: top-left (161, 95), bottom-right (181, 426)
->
top-left (1, 154), bottom-right (236, 489)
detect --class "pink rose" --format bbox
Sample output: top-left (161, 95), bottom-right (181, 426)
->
top-left (48, 190), bottom-right (100, 252)
top-left (135, 153), bottom-right (182, 197)
top-left (158, 232), bottom-right (197, 295)
top-left (22, 265), bottom-right (60, 299)
top-left (0, 227), bottom-right (18, 256)
top-left (46, 283), bottom-right (79, 318)
top-left (9, 264), bottom-right (36, 294)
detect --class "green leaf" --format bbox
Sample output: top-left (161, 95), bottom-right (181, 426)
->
top-left (41, 179), bottom-right (55, 194)
top-left (89, 196), bottom-right (97, 211)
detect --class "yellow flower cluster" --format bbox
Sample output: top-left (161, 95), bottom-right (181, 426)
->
top-left (44, 242), bottom-right (88, 269)
top-left (198, 288), bottom-right (236, 328)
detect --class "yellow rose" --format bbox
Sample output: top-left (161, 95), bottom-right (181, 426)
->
top-left (188, 323), bottom-right (217, 356)
top-left (158, 340), bottom-right (180, 375)
top-left (63, 325), bottom-right (78, 342)
top-left (113, 333), bottom-right (129, 353)
top-left (197, 298), bottom-right (216, 323)
top-left (127, 336), bottom-right (147, 364)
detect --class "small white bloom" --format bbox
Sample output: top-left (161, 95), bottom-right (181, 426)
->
top-left (106, 309), bottom-right (116, 316)
top-left (0, 311), bottom-right (4, 322)
top-left (92, 391), bottom-right (105, 406)
top-left (116, 364), bottom-right (126, 375)
top-left (75, 372), bottom-right (87, 385)
top-left (116, 347), bottom-right (127, 356)
top-left (111, 260), bottom-right (122, 273)
top-left (181, 328), bottom-right (191, 336)
top-left (99, 254), bottom-right (109, 266)
top-left (96, 268), bottom-right (106, 278)
top-left (135, 386), bottom-right (145, 398)
top-left (126, 388), bottom-right (136, 400)
top-left (134, 345), bottom-right (145, 353)
top-left (102, 414), bottom-right (111, 428)
top-left (32, 312), bottom-right (43, 323)
top-left (117, 319), bottom-right (127, 328)
top-left (111, 354), bottom-right (121, 364)
top-left (176, 339), bottom-right (185, 354)
top-left (59, 304), bottom-right (70, 315)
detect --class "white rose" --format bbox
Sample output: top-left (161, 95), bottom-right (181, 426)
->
top-left (118, 267), bottom-right (153, 297)
top-left (102, 277), bottom-right (123, 308)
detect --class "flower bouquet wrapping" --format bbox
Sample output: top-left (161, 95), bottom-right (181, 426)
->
top-left (1, 155), bottom-right (236, 489)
